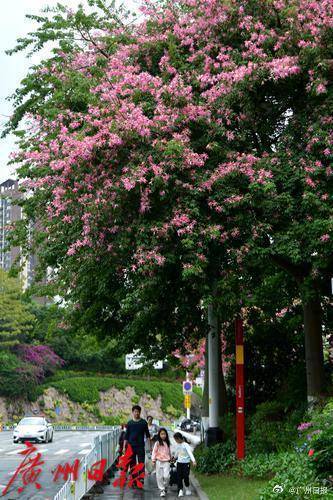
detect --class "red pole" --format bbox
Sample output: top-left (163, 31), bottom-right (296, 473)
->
top-left (235, 318), bottom-right (245, 459)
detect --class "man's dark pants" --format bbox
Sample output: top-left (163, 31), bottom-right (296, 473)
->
top-left (129, 445), bottom-right (145, 485)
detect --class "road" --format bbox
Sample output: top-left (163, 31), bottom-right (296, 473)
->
top-left (0, 430), bottom-right (103, 500)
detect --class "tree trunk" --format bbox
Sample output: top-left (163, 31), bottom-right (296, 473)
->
top-left (202, 336), bottom-right (209, 416)
top-left (303, 297), bottom-right (325, 402)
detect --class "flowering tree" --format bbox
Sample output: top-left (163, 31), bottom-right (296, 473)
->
top-left (15, 344), bottom-right (64, 379)
top-left (6, 0), bottom-right (333, 399)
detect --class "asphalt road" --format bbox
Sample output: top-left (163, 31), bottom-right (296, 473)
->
top-left (0, 430), bottom-right (103, 500)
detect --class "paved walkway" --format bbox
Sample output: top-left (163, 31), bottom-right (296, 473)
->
top-left (94, 430), bottom-right (201, 499)
top-left (93, 471), bottom-right (199, 499)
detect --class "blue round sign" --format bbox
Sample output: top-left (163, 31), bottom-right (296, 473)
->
top-left (184, 381), bottom-right (192, 391)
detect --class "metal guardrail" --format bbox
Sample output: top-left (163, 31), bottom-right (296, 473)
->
top-left (3, 425), bottom-right (117, 431)
top-left (53, 427), bottom-right (120, 500)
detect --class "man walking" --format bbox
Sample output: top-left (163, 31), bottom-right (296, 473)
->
top-left (124, 405), bottom-right (150, 487)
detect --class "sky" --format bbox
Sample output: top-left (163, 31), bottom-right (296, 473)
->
top-left (0, 0), bottom-right (139, 184)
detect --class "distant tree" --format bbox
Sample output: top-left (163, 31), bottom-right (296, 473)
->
top-left (0, 269), bottom-right (35, 349)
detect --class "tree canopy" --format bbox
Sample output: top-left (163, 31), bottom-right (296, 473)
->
top-left (6, 0), bottom-right (333, 397)
top-left (0, 269), bottom-right (36, 349)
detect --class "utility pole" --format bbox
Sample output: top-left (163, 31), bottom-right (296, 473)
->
top-left (235, 318), bottom-right (245, 459)
top-left (206, 303), bottom-right (223, 446)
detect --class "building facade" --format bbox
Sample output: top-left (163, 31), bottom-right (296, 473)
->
top-left (0, 179), bottom-right (21, 271)
top-left (0, 179), bottom-right (36, 289)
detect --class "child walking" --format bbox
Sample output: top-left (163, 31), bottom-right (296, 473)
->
top-left (173, 432), bottom-right (196, 497)
top-left (152, 428), bottom-right (171, 497)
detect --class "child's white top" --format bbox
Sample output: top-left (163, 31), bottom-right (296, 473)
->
top-left (174, 442), bottom-right (195, 464)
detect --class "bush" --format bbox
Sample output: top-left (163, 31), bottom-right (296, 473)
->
top-left (247, 401), bottom-right (300, 453)
top-left (0, 351), bottom-right (40, 400)
top-left (258, 453), bottom-right (332, 499)
top-left (308, 425), bottom-right (333, 479)
top-left (219, 414), bottom-right (236, 441)
top-left (46, 376), bottom-right (184, 415)
top-left (236, 452), bottom-right (288, 479)
top-left (300, 399), bottom-right (333, 479)
top-left (195, 441), bottom-right (236, 474)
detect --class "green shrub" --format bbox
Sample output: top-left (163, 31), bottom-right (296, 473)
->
top-left (236, 452), bottom-right (289, 479)
top-left (101, 415), bottom-right (124, 426)
top-left (302, 399), bottom-right (333, 479)
top-left (308, 425), bottom-right (333, 478)
top-left (0, 351), bottom-right (40, 400)
top-left (247, 420), bottom-right (297, 453)
top-left (247, 401), bottom-right (299, 453)
top-left (47, 376), bottom-right (184, 415)
top-left (219, 414), bottom-right (236, 441)
top-left (195, 441), bottom-right (236, 474)
top-left (251, 401), bottom-right (286, 426)
top-left (258, 452), bottom-right (332, 499)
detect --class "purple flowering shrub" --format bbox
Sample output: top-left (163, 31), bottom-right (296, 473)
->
top-left (15, 345), bottom-right (65, 379)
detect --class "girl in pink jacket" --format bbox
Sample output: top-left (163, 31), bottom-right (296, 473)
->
top-left (152, 428), bottom-right (171, 497)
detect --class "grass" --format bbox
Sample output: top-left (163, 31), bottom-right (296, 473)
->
top-left (44, 375), bottom-right (189, 415)
top-left (195, 473), bottom-right (268, 500)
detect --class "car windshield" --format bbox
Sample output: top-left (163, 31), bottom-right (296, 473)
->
top-left (19, 418), bottom-right (44, 426)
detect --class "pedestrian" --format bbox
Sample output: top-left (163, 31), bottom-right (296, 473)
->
top-left (124, 405), bottom-right (150, 487)
top-left (152, 428), bottom-right (171, 497)
top-left (145, 416), bottom-right (157, 475)
top-left (118, 424), bottom-right (127, 455)
top-left (173, 432), bottom-right (196, 497)
top-left (147, 415), bottom-right (159, 440)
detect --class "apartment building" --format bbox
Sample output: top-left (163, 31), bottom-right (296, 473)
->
top-left (0, 179), bottom-right (36, 289)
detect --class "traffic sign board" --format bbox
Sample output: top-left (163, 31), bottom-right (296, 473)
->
top-left (183, 380), bottom-right (193, 394)
top-left (184, 394), bottom-right (191, 409)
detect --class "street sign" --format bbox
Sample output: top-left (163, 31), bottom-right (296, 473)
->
top-left (182, 380), bottom-right (193, 394)
top-left (184, 394), bottom-right (191, 409)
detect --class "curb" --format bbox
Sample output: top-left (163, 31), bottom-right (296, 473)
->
top-left (190, 472), bottom-right (209, 500)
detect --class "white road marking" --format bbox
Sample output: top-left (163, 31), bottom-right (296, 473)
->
top-left (80, 443), bottom-right (91, 447)
top-left (78, 449), bottom-right (90, 455)
top-left (54, 449), bottom-right (70, 455)
top-left (6, 448), bottom-right (25, 455)
top-left (37, 448), bottom-right (49, 453)
top-left (64, 439), bottom-right (70, 443)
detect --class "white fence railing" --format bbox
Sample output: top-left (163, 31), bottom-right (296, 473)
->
top-left (3, 425), bottom-right (117, 431)
top-left (53, 428), bottom-right (120, 500)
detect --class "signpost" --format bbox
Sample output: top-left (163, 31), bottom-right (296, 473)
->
top-left (235, 318), bottom-right (245, 459)
top-left (184, 394), bottom-right (191, 409)
top-left (182, 381), bottom-right (193, 394)
top-left (183, 380), bottom-right (192, 418)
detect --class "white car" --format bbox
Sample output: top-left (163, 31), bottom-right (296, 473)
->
top-left (13, 417), bottom-right (54, 444)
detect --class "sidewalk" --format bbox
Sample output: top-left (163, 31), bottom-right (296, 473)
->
top-left (93, 471), bottom-right (199, 499)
